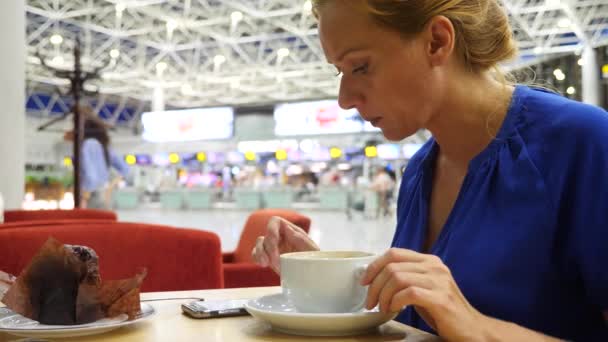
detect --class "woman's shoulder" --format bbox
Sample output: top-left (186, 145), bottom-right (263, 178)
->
top-left (82, 137), bottom-right (102, 146)
top-left (514, 86), bottom-right (608, 196)
top-left (82, 138), bottom-right (104, 154)
top-left (518, 86), bottom-right (608, 142)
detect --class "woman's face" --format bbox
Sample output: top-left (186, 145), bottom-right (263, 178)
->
top-left (317, 1), bottom-right (447, 141)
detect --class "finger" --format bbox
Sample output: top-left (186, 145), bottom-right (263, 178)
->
top-left (377, 272), bottom-right (434, 313)
top-left (282, 219), bottom-right (308, 235)
top-left (252, 236), bottom-right (269, 267)
top-left (365, 263), bottom-right (428, 310)
top-left (388, 286), bottom-right (437, 314)
top-left (281, 223), bottom-right (317, 251)
top-left (263, 217), bottom-right (283, 270)
top-left (362, 248), bottom-right (426, 285)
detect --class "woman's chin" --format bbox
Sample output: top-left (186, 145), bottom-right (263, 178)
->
top-left (380, 128), bottom-right (414, 142)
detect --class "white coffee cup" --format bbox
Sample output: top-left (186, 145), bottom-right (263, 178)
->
top-left (280, 250), bottom-right (376, 313)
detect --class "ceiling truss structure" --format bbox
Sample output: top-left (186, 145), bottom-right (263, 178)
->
top-left (25, 0), bottom-right (608, 119)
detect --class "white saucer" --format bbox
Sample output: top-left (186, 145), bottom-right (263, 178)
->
top-left (0, 303), bottom-right (155, 338)
top-left (244, 293), bottom-right (397, 336)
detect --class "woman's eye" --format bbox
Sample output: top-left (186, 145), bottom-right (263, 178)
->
top-left (352, 63), bottom-right (368, 75)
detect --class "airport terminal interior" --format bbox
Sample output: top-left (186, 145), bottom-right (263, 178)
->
top-left (0, 0), bottom-right (607, 340)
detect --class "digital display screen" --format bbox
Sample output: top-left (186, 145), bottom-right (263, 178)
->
top-left (274, 100), bottom-right (365, 136)
top-left (142, 107), bottom-right (234, 142)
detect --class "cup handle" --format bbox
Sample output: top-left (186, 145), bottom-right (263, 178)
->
top-left (354, 264), bottom-right (368, 283)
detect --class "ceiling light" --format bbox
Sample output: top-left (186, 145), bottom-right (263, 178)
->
top-left (231, 11), bottom-right (243, 23)
top-left (214, 54), bottom-right (226, 66)
top-left (110, 49), bottom-right (120, 59)
top-left (577, 58), bottom-right (583, 66)
top-left (181, 83), bottom-right (193, 95)
top-left (52, 55), bottom-right (64, 65)
top-left (230, 78), bottom-right (240, 89)
top-left (277, 48), bottom-right (290, 58)
top-left (156, 62), bottom-right (168, 73)
top-left (533, 47), bottom-right (543, 54)
top-left (553, 68), bottom-right (563, 77)
top-left (115, 3), bottom-right (126, 13)
top-left (566, 86), bottom-right (576, 95)
top-left (553, 68), bottom-right (566, 81)
top-left (557, 18), bottom-right (571, 29)
top-left (50, 34), bottom-right (63, 45)
top-left (166, 19), bottom-right (178, 32)
top-left (303, 0), bottom-right (312, 12)
top-left (546, 0), bottom-right (560, 6)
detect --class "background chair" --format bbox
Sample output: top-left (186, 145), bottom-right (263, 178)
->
top-left (222, 209), bottom-right (311, 288)
top-left (4, 209), bottom-right (117, 223)
top-left (0, 219), bottom-right (115, 230)
top-left (0, 222), bottom-right (223, 292)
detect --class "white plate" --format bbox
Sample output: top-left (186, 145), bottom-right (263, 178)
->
top-left (244, 293), bottom-right (397, 336)
top-left (0, 303), bottom-right (155, 338)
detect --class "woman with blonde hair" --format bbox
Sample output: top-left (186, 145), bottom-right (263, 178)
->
top-left (254, 0), bottom-right (607, 340)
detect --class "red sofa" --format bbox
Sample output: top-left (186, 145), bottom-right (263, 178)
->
top-left (0, 219), bottom-right (114, 230)
top-left (222, 209), bottom-right (311, 288)
top-left (0, 222), bottom-right (223, 292)
top-left (4, 209), bottom-right (117, 223)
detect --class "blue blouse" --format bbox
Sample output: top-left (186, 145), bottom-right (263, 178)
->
top-left (392, 85), bottom-right (608, 341)
top-left (80, 138), bottom-right (129, 192)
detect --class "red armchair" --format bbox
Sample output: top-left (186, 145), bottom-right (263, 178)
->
top-left (222, 209), bottom-right (311, 288)
top-left (0, 222), bottom-right (223, 292)
top-left (4, 209), bottom-right (117, 223)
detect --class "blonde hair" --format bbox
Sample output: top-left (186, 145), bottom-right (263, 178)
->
top-left (312, 0), bottom-right (518, 74)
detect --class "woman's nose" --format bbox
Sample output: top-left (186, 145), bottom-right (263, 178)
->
top-left (337, 77), bottom-right (362, 110)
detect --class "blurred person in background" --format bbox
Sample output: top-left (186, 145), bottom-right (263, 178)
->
top-left (253, 0), bottom-right (608, 340)
top-left (79, 118), bottom-right (129, 209)
top-left (370, 167), bottom-right (395, 218)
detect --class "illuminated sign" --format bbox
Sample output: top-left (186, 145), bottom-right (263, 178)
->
top-left (142, 107), bottom-right (233, 142)
top-left (274, 100), bottom-right (372, 136)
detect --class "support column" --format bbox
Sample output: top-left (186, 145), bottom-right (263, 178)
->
top-left (153, 86), bottom-right (165, 112)
top-left (582, 45), bottom-right (601, 106)
top-left (0, 1), bottom-right (25, 209)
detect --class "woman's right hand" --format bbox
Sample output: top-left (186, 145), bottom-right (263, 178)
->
top-left (252, 216), bottom-right (319, 274)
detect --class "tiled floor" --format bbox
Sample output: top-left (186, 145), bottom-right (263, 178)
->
top-left (116, 209), bottom-right (397, 255)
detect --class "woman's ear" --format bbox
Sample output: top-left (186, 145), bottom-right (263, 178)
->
top-left (425, 16), bottom-right (455, 67)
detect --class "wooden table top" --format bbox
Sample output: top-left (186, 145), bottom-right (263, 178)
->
top-left (0, 286), bottom-right (441, 341)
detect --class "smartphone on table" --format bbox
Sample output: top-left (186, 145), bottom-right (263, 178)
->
top-left (181, 299), bottom-right (250, 319)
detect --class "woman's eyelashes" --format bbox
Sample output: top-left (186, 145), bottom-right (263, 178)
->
top-left (333, 62), bottom-right (368, 77)
top-left (352, 63), bottom-right (369, 75)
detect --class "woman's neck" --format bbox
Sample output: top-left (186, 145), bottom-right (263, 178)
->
top-left (425, 73), bottom-right (514, 169)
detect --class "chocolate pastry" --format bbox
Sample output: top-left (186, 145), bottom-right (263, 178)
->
top-left (26, 251), bottom-right (85, 325)
top-left (1, 238), bottom-right (146, 325)
top-left (65, 244), bottom-right (100, 286)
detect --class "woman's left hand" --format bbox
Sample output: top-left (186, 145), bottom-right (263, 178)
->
top-left (362, 248), bottom-right (489, 341)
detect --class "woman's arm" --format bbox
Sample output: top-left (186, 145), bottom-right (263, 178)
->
top-left (479, 316), bottom-right (563, 342)
top-left (362, 248), bottom-right (574, 342)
